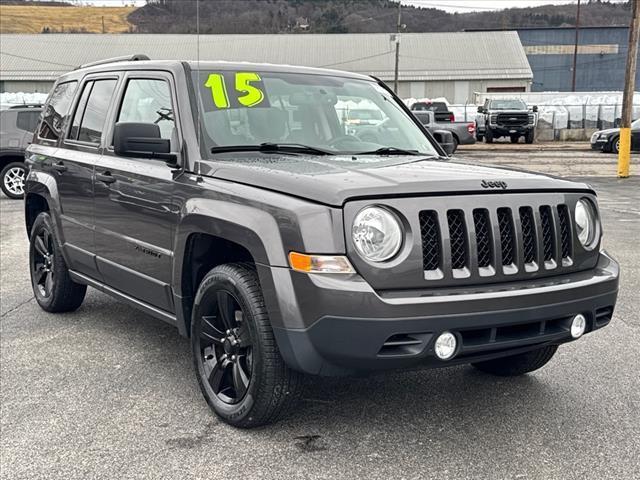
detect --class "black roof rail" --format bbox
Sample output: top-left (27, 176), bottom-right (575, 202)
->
top-left (76, 54), bottom-right (150, 70)
top-left (9, 103), bottom-right (43, 109)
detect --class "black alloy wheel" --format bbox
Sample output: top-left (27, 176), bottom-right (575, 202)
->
top-left (191, 263), bottom-right (302, 428)
top-left (29, 212), bottom-right (86, 312)
top-left (197, 289), bottom-right (253, 404)
top-left (32, 225), bottom-right (55, 298)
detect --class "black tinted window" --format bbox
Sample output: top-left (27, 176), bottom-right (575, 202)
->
top-left (69, 81), bottom-right (94, 141)
top-left (77, 79), bottom-right (117, 144)
top-left (17, 111), bottom-right (41, 132)
top-left (39, 81), bottom-right (77, 141)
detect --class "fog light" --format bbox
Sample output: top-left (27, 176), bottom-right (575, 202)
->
top-left (570, 314), bottom-right (587, 339)
top-left (434, 332), bottom-right (457, 360)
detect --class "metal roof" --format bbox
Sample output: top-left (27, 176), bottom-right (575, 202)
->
top-left (0, 32), bottom-right (532, 82)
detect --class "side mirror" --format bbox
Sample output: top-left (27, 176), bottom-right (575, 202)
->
top-left (477, 106), bottom-right (484, 113)
top-left (432, 130), bottom-right (456, 156)
top-left (114, 122), bottom-right (176, 163)
top-left (532, 105), bottom-right (538, 113)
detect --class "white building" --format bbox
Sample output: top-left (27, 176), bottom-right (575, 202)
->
top-left (0, 32), bottom-right (533, 103)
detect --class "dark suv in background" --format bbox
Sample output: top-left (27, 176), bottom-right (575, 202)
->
top-left (0, 104), bottom-right (42, 199)
top-left (25, 56), bottom-right (619, 428)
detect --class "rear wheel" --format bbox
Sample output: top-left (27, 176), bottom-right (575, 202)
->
top-left (1, 161), bottom-right (26, 199)
top-left (451, 137), bottom-right (459, 154)
top-left (191, 263), bottom-right (303, 428)
top-left (29, 212), bottom-right (87, 312)
top-left (472, 345), bottom-right (558, 376)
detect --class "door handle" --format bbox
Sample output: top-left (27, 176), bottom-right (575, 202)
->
top-left (96, 171), bottom-right (116, 184)
top-left (51, 161), bottom-right (67, 173)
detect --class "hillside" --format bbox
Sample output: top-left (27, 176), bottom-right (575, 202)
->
top-left (129, 0), bottom-right (633, 34)
top-left (0, 4), bottom-right (135, 33)
top-left (0, 0), bottom-right (632, 34)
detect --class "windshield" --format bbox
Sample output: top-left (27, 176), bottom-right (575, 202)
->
top-left (192, 70), bottom-right (439, 157)
top-left (490, 99), bottom-right (528, 110)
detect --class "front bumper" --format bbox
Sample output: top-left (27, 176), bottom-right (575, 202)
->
top-left (489, 125), bottom-right (534, 135)
top-left (264, 252), bottom-right (619, 376)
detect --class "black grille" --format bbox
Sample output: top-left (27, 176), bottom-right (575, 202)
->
top-left (419, 211), bottom-right (441, 271)
top-left (519, 207), bottom-right (537, 264)
top-left (473, 209), bottom-right (492, 268)
top-left (539, 206), bottom-right (555, 262)
top-left (447, 210), bottom-right (468, 269)
top-left (497, 112), bottom-right (529, 127)
top-left (497, 208), bottom-right (515, 266)
top-left (557, 205), bottom-right (572, 259)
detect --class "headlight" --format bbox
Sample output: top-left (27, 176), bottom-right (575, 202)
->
top-left (575, 199), bottom-right (598, 249)
top-left (352, 206), bottom-right (403, 262)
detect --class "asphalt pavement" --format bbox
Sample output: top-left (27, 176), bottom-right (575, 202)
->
top-left (1, 145), bottom-right (639, 480)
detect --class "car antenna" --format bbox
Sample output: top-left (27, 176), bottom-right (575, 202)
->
top-left (195, 0), bottom-right (203, 181)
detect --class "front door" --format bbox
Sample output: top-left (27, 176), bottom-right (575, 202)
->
top-left (93, 72), bottom-right (181, 313)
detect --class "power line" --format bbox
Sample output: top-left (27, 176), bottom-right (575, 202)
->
top-left (0, 51), bottom-right (76, 68)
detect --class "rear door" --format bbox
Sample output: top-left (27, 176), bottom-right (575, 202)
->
top-left (93, 71), bottom-right (181, 313)
top-left (56, 75), bottom-right (120, 277)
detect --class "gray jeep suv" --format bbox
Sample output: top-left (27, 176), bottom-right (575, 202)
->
top-left (0, 104), bottom-right (42, 199)
top-left (25, 57), bottom-right (619, 428)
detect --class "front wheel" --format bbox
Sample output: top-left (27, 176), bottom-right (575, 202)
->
top-left (472, 345), bottom-right (558, 376)
top-left (191, 263), bottom-right (303, 428)
top-left (525, 129), bottom-right (535, 144)
top-left (611, 136), bottom-right (620, 154)
top-left (510, 135), bottom-right (519, 144)
top-left (1, 161), bottom-right (26, 199)
top-left (485, 128), bottom-right (494, 143)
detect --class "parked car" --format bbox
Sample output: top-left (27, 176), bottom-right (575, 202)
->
top-left (25, 56), bottom-right (618, 428)
top-left (590, 118), bottom-right (640, 153)
top-left (413, 110), bottom-right (476, 153)
top-left (410, 100), bottom-right (455, 122)
top-left (0, 104), bottom-right (42, 199)
top-left (476, 99), bottom-right (537, 144)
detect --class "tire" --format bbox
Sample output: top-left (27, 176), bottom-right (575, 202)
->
top-left (510, 135), bottom-right (519, 144)
top-left (485, 128), bottom-right (494, 144)
top-left (29, 212), bottom-right (87, 313)
top-left (611, 136), bottom-right (620, 154)
top-left (472, 345), bottom-right (558, 377)
top-left (191, 263), bottom-right (303, 428)
top-left (1, 161), bottom-right (26, 199)
top-left (525, 129), bottom-right (535, 144)
top-left (451, 137), bottom-right (459, 154)
top-left (476, 133), bottom-right (484, 142)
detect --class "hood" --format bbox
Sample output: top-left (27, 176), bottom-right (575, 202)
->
top-left (198, 155), bottom-right (591, 207)
top-left (595, 128), bottom-right (619, 136)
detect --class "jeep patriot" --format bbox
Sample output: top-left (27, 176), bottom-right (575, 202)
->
top-left (25, 57), bottom-right (619, 428)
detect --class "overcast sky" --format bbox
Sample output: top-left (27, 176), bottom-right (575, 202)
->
top-left (60, 0), bottom-right (627, 12)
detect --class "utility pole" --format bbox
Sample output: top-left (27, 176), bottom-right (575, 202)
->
top-left (393, 1), bottom-right (402, 94)
top-left (618, 0), bottom-right (640, 178)
top-left (571, 0), bottom-right (581, 92)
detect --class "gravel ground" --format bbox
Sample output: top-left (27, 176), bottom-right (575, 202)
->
top-left (1, 145), bottom-right (639, 480)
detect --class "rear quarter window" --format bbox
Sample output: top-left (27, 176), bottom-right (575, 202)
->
top-left (38, 81), bottom-right (78, 143)
top-left (17, 111), bottom-right (41, 133)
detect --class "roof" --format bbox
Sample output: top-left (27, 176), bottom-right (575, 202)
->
top-left (0, 32), bottom-right (532, 83)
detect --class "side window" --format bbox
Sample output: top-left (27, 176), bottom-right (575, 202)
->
top-left (68, 81), bottom-right (94, 141)
top-left (17, 111), bottom-right (41, 132)
top-left (117, 78), bottom-right (175, 141)
top-left (38, 81), bottom-right (78, 141)
top-left (76, 79), bottom-right (117, 144)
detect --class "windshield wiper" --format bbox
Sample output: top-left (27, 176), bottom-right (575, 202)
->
top-left (355, 147), bottom-right (422, 156)
top-left (210, 143), bottom-right (334, 156)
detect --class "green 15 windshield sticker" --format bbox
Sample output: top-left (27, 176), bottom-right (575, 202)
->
top-left (203, 72), bottom-right (268, 110)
